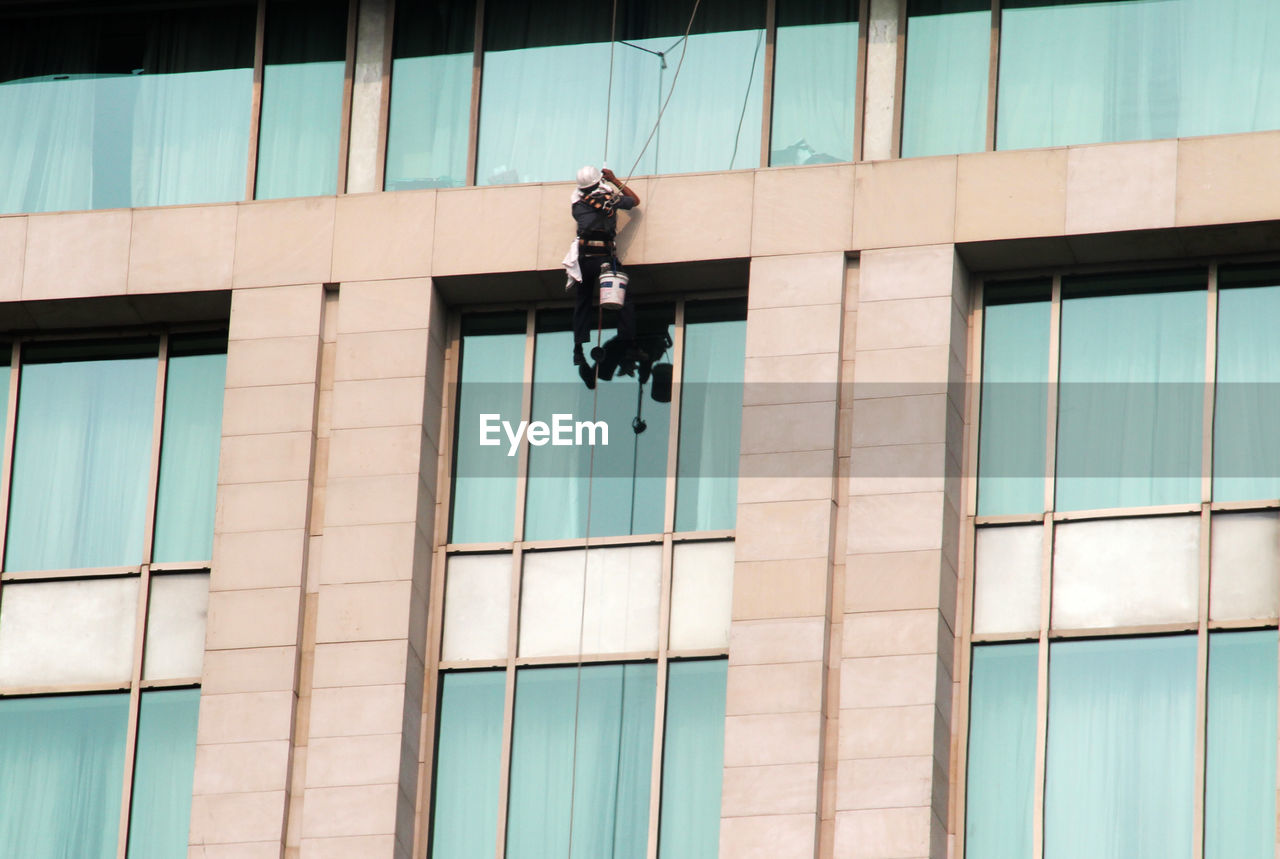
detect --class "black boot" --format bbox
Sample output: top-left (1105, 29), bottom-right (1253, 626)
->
top-left (574, 347), bottom-right (595, 390)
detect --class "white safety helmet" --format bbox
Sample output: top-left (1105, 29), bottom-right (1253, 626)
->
top-left (576, 165), bottom-right (602, 189)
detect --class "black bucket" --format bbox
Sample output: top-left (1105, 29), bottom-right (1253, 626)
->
top-left (650, 362), bottom-right (673, 403)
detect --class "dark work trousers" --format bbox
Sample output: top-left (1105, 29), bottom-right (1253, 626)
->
top-left (574, 253), bottom-right (636, 348)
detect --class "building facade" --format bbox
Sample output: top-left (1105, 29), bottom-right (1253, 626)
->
top-left (1, 0), bottom-right (1279, 858)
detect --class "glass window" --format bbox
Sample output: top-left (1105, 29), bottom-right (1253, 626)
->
top-left (976, 284), bottom-right (1050, 517)
top-left (0, 693), bottom-right (129, 857)
top-left (1213, 267), bottom-right (1280, 503)
top-left (0, 2), bottom-right (255, 214)
top-left (524, 308), bottom-right (671, 541)
top-left (768, 0), bottom-right (858, 166)
top-left (385, 0), bottom-right (476, 190)
top-left (1044, 635), bottom-right (1196, 859)
top-left (430, 670), bottom-right (505, 859)
top-left (1205, 630), bottom-right (1278, 859)
top-left (127, 688), bottom-right (201, 858)
top-left (7, 340), bottom-right (158, 572)
top-left (965, 643), bottom-right (1036, 859)
top-left (1055, 273), bottom-right (1205, 512)
top-left (450, 314), bottom-right (526, 544)
top-left (675, 301), bottom-right (745, 532)
top-left (477, 0), bottom-right (765, 185)
top-left (998, 0), bottom-right (1280, 150)
top-left (506, 663), bottom-right (656, 859)
top-left (658, 659), bottom-right (727, 858)
top-left (153, 336), bottom-right (227, 563)
top-left (255, 0), bottom-right (348, 199)
top-left (901, 0), bottom-right (989, 158)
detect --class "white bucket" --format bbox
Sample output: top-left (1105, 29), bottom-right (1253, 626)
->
top-left (599, 269), bottom-right (629, 309)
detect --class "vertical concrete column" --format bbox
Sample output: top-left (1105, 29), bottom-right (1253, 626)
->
top-left (299, 279), bottom-right (445, 859)
top-left (837, 245), bottom-right (968, 859)
top-left (191, 284), bottom-right (326, 856)
top-left (862, 0), bottom-right (903, 161)
top-left (721, 252), bottom-right (847, 859)
top-left (346, 0), bottom-right (392, 194)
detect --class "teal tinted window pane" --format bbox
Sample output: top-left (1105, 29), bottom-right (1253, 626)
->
top-left (255, 0), bottom-right (347, 199)
top-left (1213, 271), bottom-right (1280, 502)
top-left (478, 0), bottom-right (764, 185)
top-left (769, 1), bottom-right (857, 166)
top-left (998, 0), bottom-right (1280, 150)
top-left (127, 688), bottom-right (201, 859)
top-left (525, 309), bottom-right (671, 541)
top-left (659, 659), bottom-right (727, 858)
top-left (978, 291), bottom-right (1049, 516)
top-left (0, 5), bottom-right (254, 214)
top-left (1205, 630), bottom-right (1278, 859)
top-left (1056, 276), bottom-right (1205, 511)
top-left (154, 339), bottom-right (227, 563)
top-left (0, 694), bottom-right (128, 857)
top-left (675, 302), bottom-right (745, 532)
top-left (385, 0), bottom-right (475, 190)
top-left (451, 315), bottom-right (526, 544)
top-left (507, 664), bottom-right (656, 859)
top-left (8, 341), bottom-right (158, 571)
top-left (430, 671), bottom-right (505, 859)
top-left (1045, 636), bottom-right (1196, 859)
top-left (966, 643), bottom-right (1036, 859)
top-left (901, 0), bottom-right (988, 157)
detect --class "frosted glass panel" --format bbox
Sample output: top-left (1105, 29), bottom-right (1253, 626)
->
top-left (143, 573), bottom-right (210, 681)
top-left (442, 554), bottom-right (512, 661)
top-left (519, 545), bottom-right (661, 658)
top-left (1052, 516), bottom-right (1199, 629)
top-left (1210, 511), bottom-right (1280, 621)
top-left (670, 541), bottom-right (735, 650)
top-left (1045, 636), bottom-right (1196, 859)
top-left (0, 577), bottom-right (139, 687)
top-left (973, 525), bottom-right (1042, 635)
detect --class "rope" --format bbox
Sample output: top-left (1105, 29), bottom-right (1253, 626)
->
top-left (603, 0), bottom-right (618, 166)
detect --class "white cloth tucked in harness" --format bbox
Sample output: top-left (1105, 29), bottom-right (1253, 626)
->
top-left (563, 180), bottom-right (621, 288)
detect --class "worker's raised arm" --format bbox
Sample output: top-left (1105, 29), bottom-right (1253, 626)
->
top-left (601, 168), bottom-right (640, 207)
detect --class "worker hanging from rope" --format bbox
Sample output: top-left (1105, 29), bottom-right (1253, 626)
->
top-left (564, 165), bottom-right (641, 389)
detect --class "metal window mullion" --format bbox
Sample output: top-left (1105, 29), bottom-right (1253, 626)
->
top-left (0, 341), bottom-right (23, 576)
top-left (986, 0), bottom-right (1000, 151)
top-left (663, 302), bottom-right (686, 536)
top-left (336, 0), bottom-right (359, 195)
top-left (645, 533), bottom-right (675, 859)
top-left (493, 544), bottom-right (523, 859)
top-left (246, 0), bottom-right (267, 200)
top-left (1032, 274), bottom-right (1061, 859)
top-left (758, 0), bottom-right (777, 169)
top-left (466, 0), bottom-right (486, 186)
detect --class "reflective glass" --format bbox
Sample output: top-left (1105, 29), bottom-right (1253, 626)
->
top-left (659, 659), bottom-right (727, 858)
top-left (524, 308), bottom-right (671, 541)
top-left (769, 0), bottom-right (857, 166)
top-left (127, 688), bottom-right (201, 859)
top-left (478, 0), bottom-right (765, 185)
top-left (255, 0), bottom-right (347, 199)
top-left (386, 0), bottom-right (476, 190)
top-left (0, 3), bottom-right (255, 214)
top-left (431, 670), bottom-right (505, 859)
top-left (154, 337), bottom-right (226, 563)
top-left (507, 664), bottom-right (656, 859)
top-left (1205, 630), bottom-right (1278, 859)
top-left (7, 340), bottom-right (158, 571)
top-left (998, 0), bottom-right (1280, 150)
top-left (1045, 636), bottom-right (1196, 859)
top-left (675, 301), bottom-right (745, 532)
top-left (977, 287), bottom-right (1049, 516)
top-left (1055, 274), bottom-right (1205, 511)
top-left (1214, 269), bottom-right (1280, 503)
top-left (451, 314), bottom-right (525, 544)
top-left (901, 0), bottom-right (989, 157)
top-left (966, 643), bottom-right (1036, 859)
top-left (0, 693), bottom-right (128, 857)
